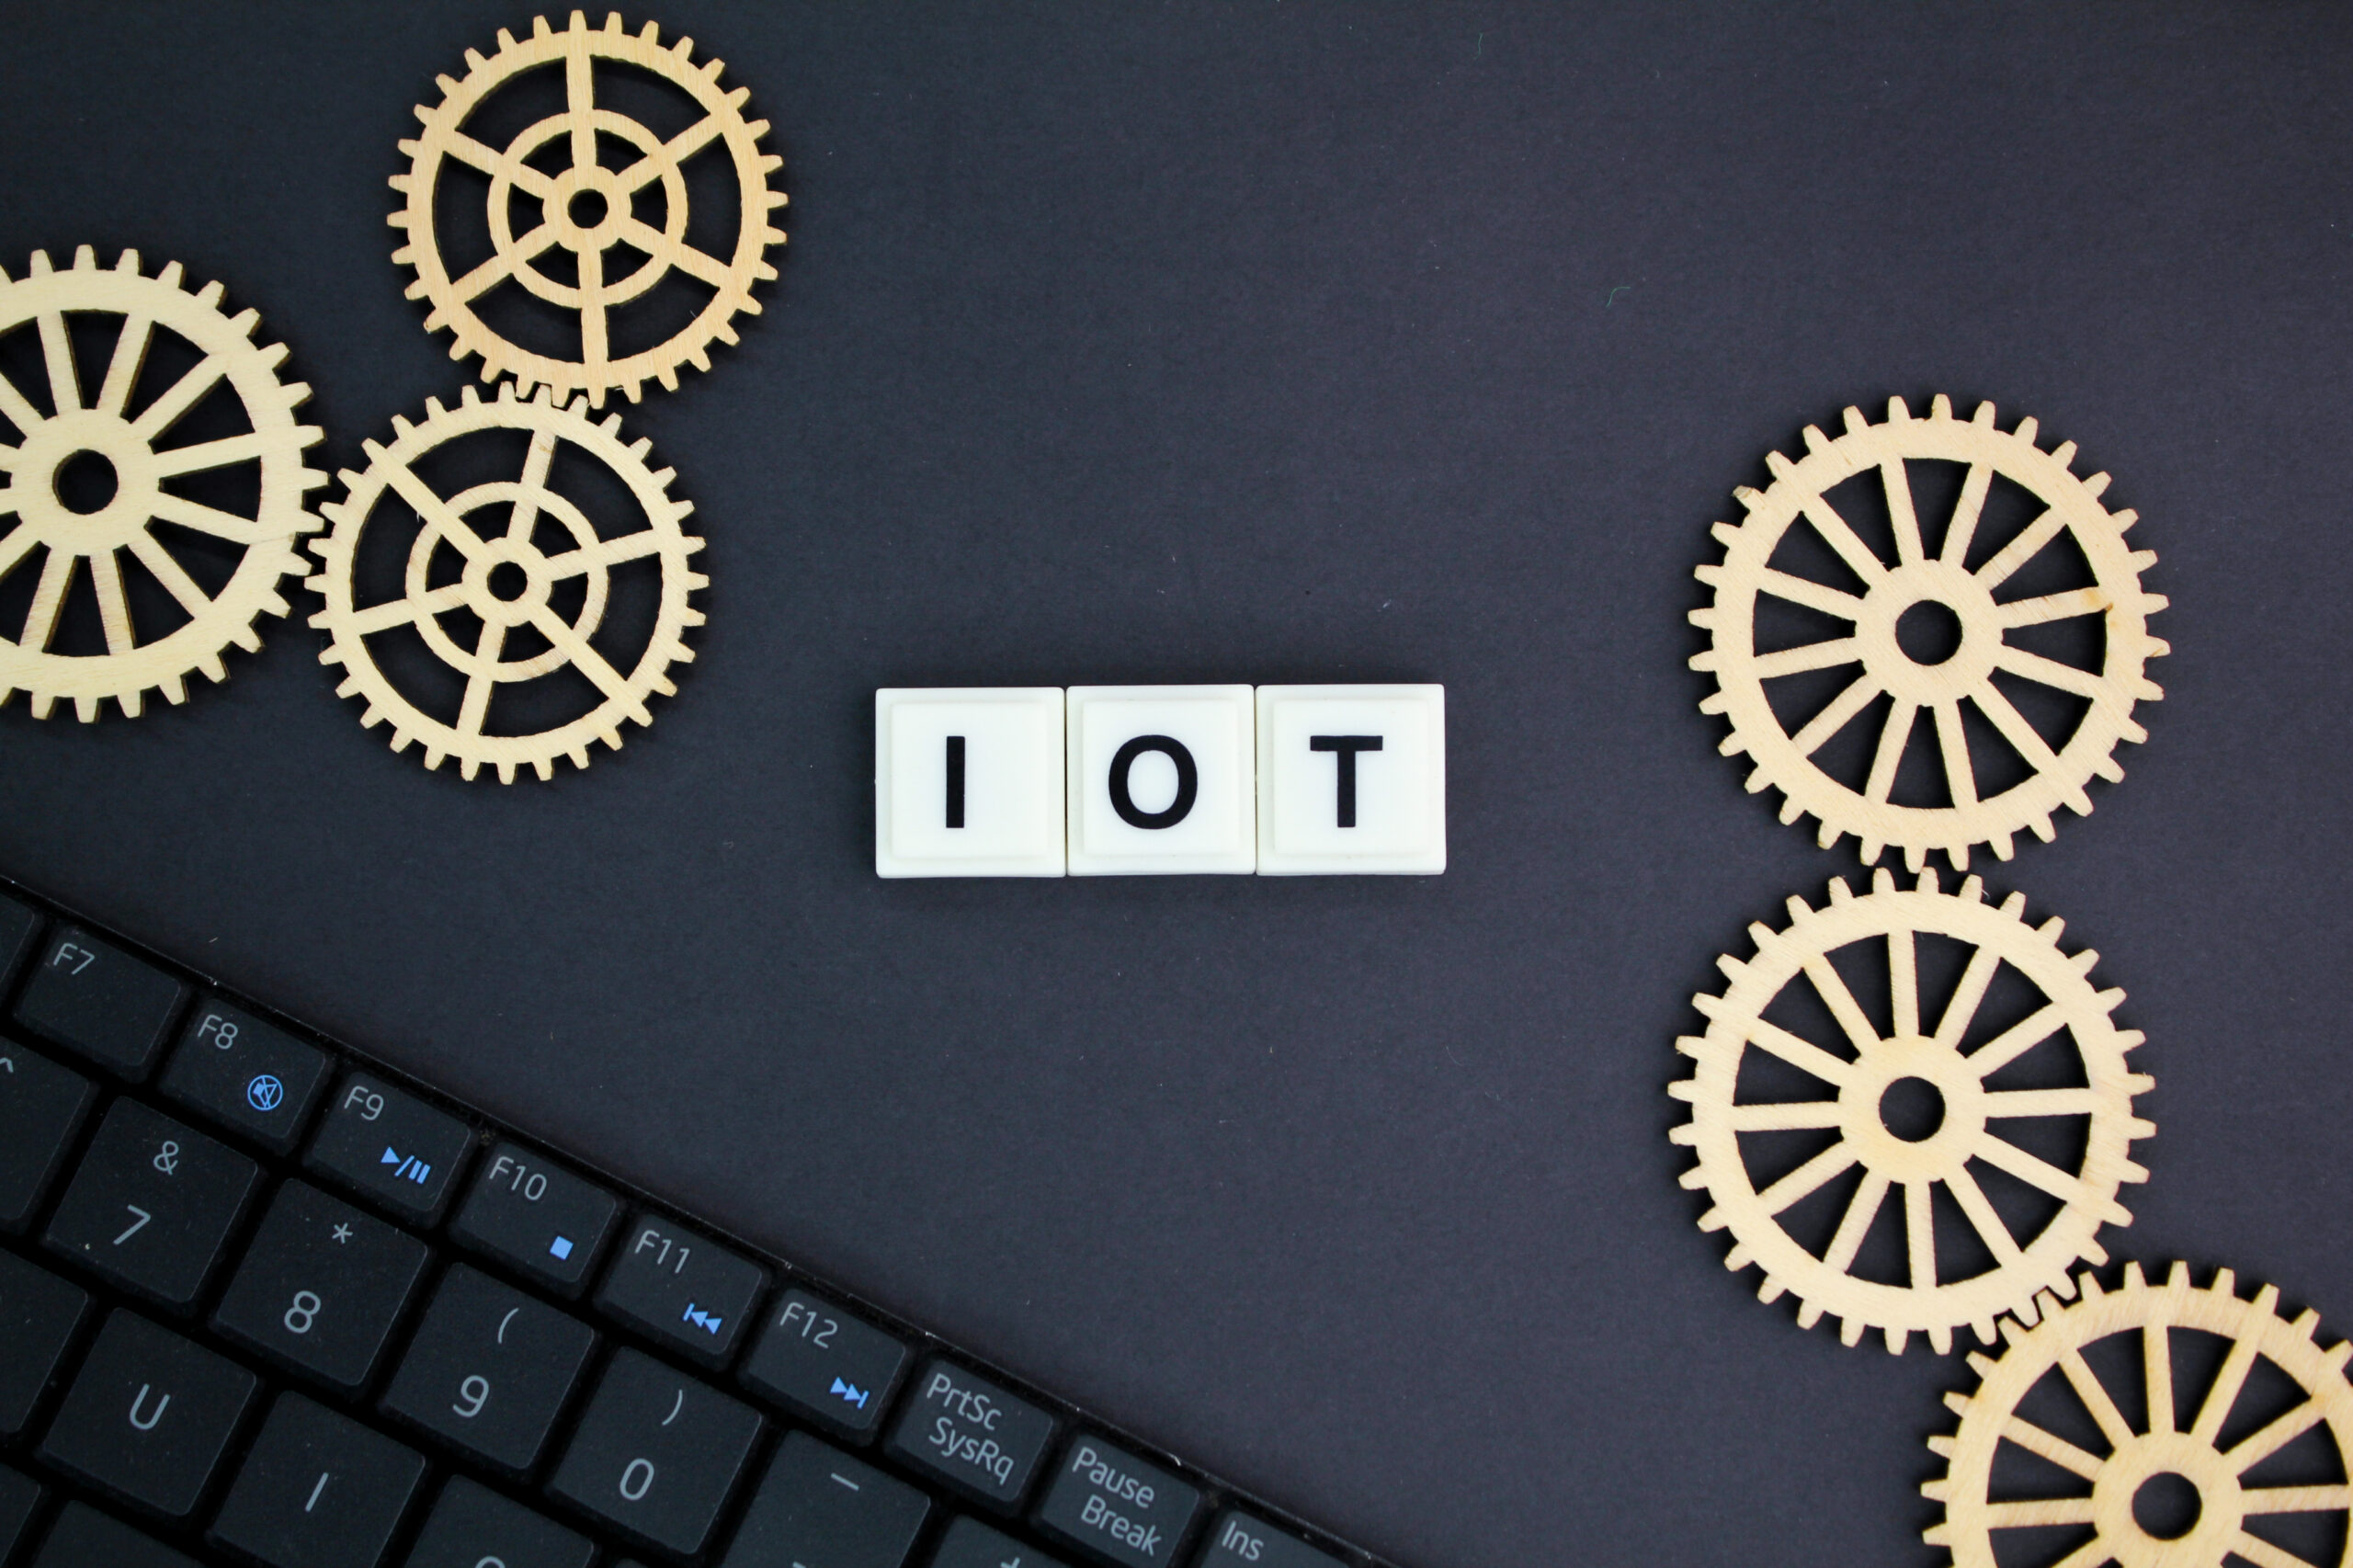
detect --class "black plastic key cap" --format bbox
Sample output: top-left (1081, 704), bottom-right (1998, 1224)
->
top-left (213, 1181), bottom-right (428, 1394)
top-left (0, 1250), bottom-right (89, 1437)
top-left (0, 892), bottom-right (38, 993)
top-left (884, 1359), bottom-right (1057, 1511)
top-left (0, 1464), bottom-right (40, 1564)
top-left (380, 1263), bottom-right (595, 1473)
top-left (1195, 1512), bottom-right (1346, 1568)
top-left (450, 1141), bottom-right (618, 1297)
top-left (596, 1216), bottom-right (763, 1366)
top-left (209, 1392), bottom-right (426, 1568)
top-left (741, 1288), bottom-right (909, 1441)
top-left (305, 1074), bottom-right (472, 1225)
top-left (45, 1099), bottom-right (257, 1308)
top-left (14, 927), bottom-right (185, 1079)
top-left (547, 1348), bottom-right (762, 1557)
top-left (38, 1309), bottom-right (257, 1518)
top-left (723, 1431), bottom-right (931, 1568)
top-left (32, 1501), bottom-right (199, 1568)
top-left (1033, 1437), bottom-right (1198, 1568)
top-left (930, 1517), bottom-right (1072, 1568)
top-left (160, 1001), bottom-right (329, 1154)
top-left (0, 1043), bottom-right (93, 1233)
top-left (404, 1476), bottom-right (593, 1568)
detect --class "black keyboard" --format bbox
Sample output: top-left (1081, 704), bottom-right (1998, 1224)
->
top-left (0, 876), bottom-right (1386, 1568)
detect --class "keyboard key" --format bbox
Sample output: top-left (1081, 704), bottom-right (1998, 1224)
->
top-left (0, 1250), bottom-right (89, 1438)
top-left (213, 1181), bottom-right (428, 1394)
top-left (380, 1263), bottom-right (595, 1474)
top-left (38, 1309), bottom-right (256, 1518)
top-left (1033, 1437), bottom-right (1198, 1568)
top-left (547, 1348), bottom-right (762, 1557)
top-left (0, 892), bottom-right (39, 994)
top-left (884, 1359), bottom-right (1057, 1511)
top-left (305, 1074), bottom-right (473, 1225)
top-left (722, 1432), bottom-right (931, 1568)
top-left (14, 927), bottom-right (185, 1080)
top-left (0, 1044), bottom-right (94, 1233)
top-left (449, 1142), bottom-right (618, 1297)
top-left (1194, 1512), bottom-right (1347, 1568)
top-left (595, 1216), bottom-right (763, 1366)
top-left (209, 1392), bottom-right (426, 1568)
top-left (404, 1476), bottom-right (592, 1568)
top-left (31, 1501), bottom-right (199, 1568)
top-left (44, 1099), bottom-right (257, 1308)
top-left (930, 1517), bottom-right (1072, 1568)
top-left (0, 1464), bottom-right (40, 1565)
top-left (160, 1001), bottom-right (330, 1154)
top-left (741, 1288), bottom-right (909, 1441)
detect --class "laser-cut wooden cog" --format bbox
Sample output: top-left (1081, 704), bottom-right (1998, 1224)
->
top-left (1690, 395), bottom-right (2169, 871)
top-left (391, 10), bottom-right (787, 406)
top-left (307, 382), bottom-right (705, 783)
top-left (1670, 869), bottom-right (2154, 1354)
top-left (1926, 1262), bottom-right (2353, 1568)
top-left (0, 246), bottom-right (324, 720)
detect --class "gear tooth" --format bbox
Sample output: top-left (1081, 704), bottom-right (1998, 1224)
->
top-left (157, 259), bottom-right (184, 288)
top-left (199, 653), bottom-right (226, 683)
top-left (2093, 756), bottom-right (2127, 783)
top-left (1929, 392), bottom-right (1953, 420)
top-left (1733, 485), bottom-right (1766, 512)
top-left (118, 689), bottom-right (144, 720)
top-left (72, 244), bottom-right (97, 270)
top-left (657, 367), bottom-right (681, 392)
top-left (1943, 1391), bottom-right (1972, 1417)
top-left (1764, 449), bottom-right (1797, 480)
top-left (2036, 915), bottom-right (2064, 943)
top-left (674, 34), bottom-right (696, 57)
top-left (436, 73), bottom-right (461, 97)
top-left (1784, 894), bottom-right (1811, 924)
top-left (362, 437), bottom-right (388, 460)
top-left (1838, 406), bottom-right (1866, 437)
top-left (114, 247), bottom-right (141, 274)
top-left (1921, 1523), bottom-right (1951, 1548)
top-left (1692, 562), bottom-right (1722, 588)
top-left (1825, 877), bottom-right (1853, 904)
top-left (1721, 1243), bottom-right (1751, 1270)
top-left (195, 279), bottom-right (225, 308)
top-left (1756, 1278), bottom-right (1786, 1304)
top-left (2014, 414), bottom-right (2040, 448)
top-left (1928, 1324), bottom-right (1952, 1355)
top-left (1996, 891), bottom-right (2026, 919)
top-left (2051, 438), bottom-right (2077, 470)
top-left (688, 349), bottom-right (712, 372)
top-left (1838, 1318), bottom-right (1865, 1347)
top-left (678, 610), bottom-right (705, 631)
top-left (28, 250), bottom-right (54, 275)
top-left (1912, 867), bottom-right (1938, 895)
top-left (73, 696), bottom-right (99, 723)
top-left (2069, 946), bottom-right (2098, 973)
top-left (1675, 1031), bottom-right (1709, 1056)
top-left (1795, 1301), bottom-right (1823, 1328)
top-left (1870, 866), bottom-right (1894, 894)
top-left (1857, 836), bottom-right (1882, 863)
top-left (568, 745), bottom-right (590, 770)
top-left (600, 724), bottom-right (627, 748)
top-left (0, 260), bottom-right (10, 283)
top-left (639, 18), bottom-right (661, 41)
top-left (601, 414), bottom-right (624, 435)
top-left (2165, 1260), bottom-right (2193, 1292)
top-left (2082, 470), bottom-right (2111, 498)
top-left (498, 27), bottom-right (519, 47)
top-left (2123, 1261), bottom-right (2148, 1290)
top-left (2080, 1271), bottom-right (2106, 1300)
top-left (1688, 608), bottom-right (1716, 631)
top-left (536, 15), bottom-right (556, 37)
top-left (28, 693), bottom-right (54, 719)
top-left (425, 744), bottom-right (448, 770)
top-left (1677, 1165), bottom-right (1709, 1191)
top-left (1919, 1479), bottom-right (1947, 1502)
top-left (1951, 874), bottom-right (1983, 903)
top-left (1884, 1326), bottom-right (1907, 1354)
top-left (1715, 954), bottom-right (1745, 983)
top-left (1926, 1433), bottom-right (1955, 1459)
top-left (2328, 1342), bottom-right (2353, 1370)
top-left (1967, 1350), bottom-right (2000, 1377)
top-left (2128, 1116), bottom-right (2156, 1139)
top-left (1813, 815), bottom-right (1837, 845)
top-left (233, 624), bottom-right (262, 653)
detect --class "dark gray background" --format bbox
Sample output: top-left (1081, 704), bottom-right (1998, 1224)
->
top-left (3, 5), bottom-right (2349, 1564)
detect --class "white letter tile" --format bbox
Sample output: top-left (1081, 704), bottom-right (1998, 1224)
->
top-left (1256, 685), bottom-right (1446, 874)
top-left (876, 688), bottom-right (1066, 877)
top-left (1066, 686), bottom-right (1256, 875)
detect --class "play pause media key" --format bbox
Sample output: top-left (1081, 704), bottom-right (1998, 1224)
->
top-left (304, 1074), bottom-right (473, 1224)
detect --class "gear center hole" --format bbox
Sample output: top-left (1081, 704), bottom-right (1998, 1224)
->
top-left (566, 188), bottom-right (610, 230)
top-left (52, 449), bottom-right (120, 516)
top-left (485, 561), bottom-right (533, 603)
top-left (1877, 1075), bottom-right (1946, 1142)
top-left (1895, 598), bottom-right (1966, 665)
top-left (2131, 1471), bottom-right (2202, 1540)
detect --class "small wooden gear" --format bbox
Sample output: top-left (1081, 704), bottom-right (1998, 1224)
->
top-left (1926, 1261), bottom-right (2353, 1568)
top-left (391, 10), bottom-right (787, 406)
top-left (1691, 395), bottom-right (2169, 870)
top-left (307, 382), bottom-right (706, 782)
top-left (0, 246), bottom-right (324, 720)
top-left (1671, 869), bottom-right (2154, 1354)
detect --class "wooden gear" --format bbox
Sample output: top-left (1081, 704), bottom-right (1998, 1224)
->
top-left (1670, 869), bottom-right (2154, 1354)
top-left (1926, 1261), bottom-right (2353, 1568)
top-left (307, 382), bottom-right (706, 782)
top-left (392, 10), bottom-right (786, 406)
top-left (0, 246), bottom-right (324, 720)
top-left (1691, 395), bottom-right (2168, 870)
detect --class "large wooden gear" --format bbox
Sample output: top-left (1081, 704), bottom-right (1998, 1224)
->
top-left (391, 10), bottom-right (787, 406)
top-left (1926, 1261), bottom-right (2353, 1568)
top-left (1670, 869), bottom-right (2154, 1354)
top-left (0, 246), bottom-right (324, 720)
top-left (1691, 394), bottom-right (2168, 870)
top-left (307, 383), bottom-right (706, 783)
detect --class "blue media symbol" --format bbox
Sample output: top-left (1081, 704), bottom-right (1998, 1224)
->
top-left (548, 1235), bottom-right (575, 1261)
top-left (830, 1376), bottom-right (870, 1410)
top-left (682, 1303), bottom-right (723, 1335)
top-left (380, 1146), bottom-right (432, 1185)
top-left (244, 1074), bottom-right (285, 1113)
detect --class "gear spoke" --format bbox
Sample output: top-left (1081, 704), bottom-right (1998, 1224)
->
top-left (1756, 1141), bottom-right (1859, 1216)
top-left (344, 582), bottom-right (469, 638)
top-left (1982, 1498), bottom-right (2095, 1528)
top-left (152, 493), bottom-right (275, 547)
top-left (1933, 699), bottom-right (1980, 810)
top-left (1995, 645), bottom-right (2106, 701)
top-left (2042, 1539), bottom-right (2109, 1568)
top-left (444, 131), bottom-right (556, 199)
top-left (1753, 637), bottom-right (1859, 680)
top-left (2244, 1484), bottom-right (2353, 1515)
top-left (0, 365), bottom-right (42, 437)
top-left (1789, 672), bottom-right (1879, 757)
top-left (2191, 1324), bottom-right (2264, 1444)
top-left (507, 425), bottom-right (560, 540)
top-left (0, 522), bottom-right (36, 584)
top-left (127, 530), bottom-right (214, 617)
top-left (1981, 1088), bottom-right (2099, 1119)
top-left (97, 312), bottom-right (153, 416)
top-left (456, 620), bottom-right (506, 736)
top-left (448, 249), bottom-right (521, 308)
top-left (1904, 1179), bottom-right (1936, 1290)
top-left (385, 466), bottom-right (492, 564)
top-left (1863, 698), bottom-right (1915, 806)
top-left (621, 219), bottom-right (733, 289)
top-left (1972, 682), bottom-right (2063, 776)
top-left (1745, 1019), bottom-right (1856, 1088)
top-left (20, 547), bottom-right (75, 653)
top-left (564, 37), bottom-right (597, 168)
top-left (1819, 1170), bottom-right (1890, 1276)
top-left (1801, 496), bottom-right (1888, 585)
top-left (1967, 1001), bottom-right (2065, 1077)
top-left (1726, 1099), bottom-right (1843, 1132)
top-left (1973, 1132), bottom-right (2091, 1209)
top-left (1756, 567), bottom-right (1865, 621)
top-left (2000, 1415), bottom-right (2102, 1480)
top-left (616, 113), bottom-right (725, 194)
top-left (577, 244), bottom-right (608, 374)
top-left (1974, 505), bottom-right (2067, 590)
top-left (542, 526), bottom-right (665, 578)
top-left (153, 429), bottom-right (278, 477)
top-left (1888, 925), bottom-right (1919, 1039)
top-left (2233, 1530), bottom-right (2321, 1568)
top-left (1939, 460), bottom-right (1995, 567)
top-left (1944, 1163), bottom-right (2024, 1266)
top-left (86, 550), bottom-right (135, 654)
top-left (2059, 1347), bottom-right (2137, 1449)
top-left (1998, 588), bottom-right (2107, 628)
top-left (2143, 1318), bottom-right (2175, 1433)
top-left (2231, 1400), bottom-right (2324, 1472)
top-left (131, 356), bottom-right (228, 439)
top-left (1801, 954), bottom-right (1882, 1057)
top-left (38, 309), bottom-right (82, 414)
top-left (528, 603), bottom-right (651, 723)
top-left (1881, 459), bottom-right (1925, 564)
